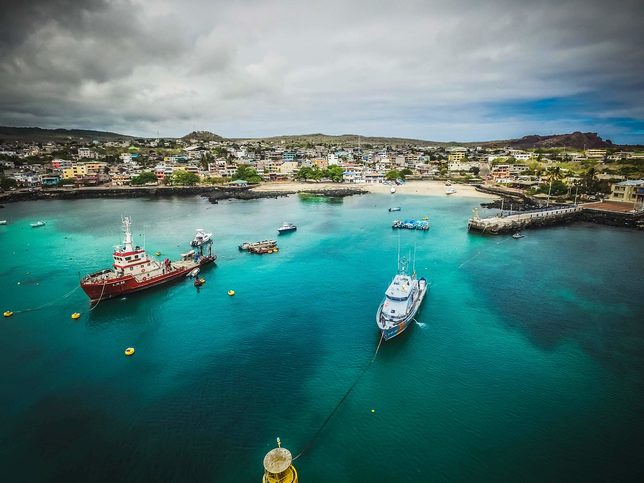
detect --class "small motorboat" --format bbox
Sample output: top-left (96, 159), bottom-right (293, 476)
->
top-left (277, 222), bottom-right (297, 234)
top-left (390, 187), bottom-right (396, 194)
top-left (512, 232), bottom-right (525, 239)
top-left (191, 229), bottom-right (212, 247)
top-left (445, 187), bottom-right (455, 195)
top-left (187, 267), bottom-right (200, 278)
top-left (0, 220), bottom-right (7, 225)
top-left (388, 207), bottom-right (401, 212)
top-left (194, 277), bottom-right (205, 287)
top-left (30, 221), bottom-right (46, 228)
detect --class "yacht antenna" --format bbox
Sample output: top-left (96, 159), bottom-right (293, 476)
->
top-left (397, 233), bottom-right (400, 269)
top-left (413, 244), bottom-right (417, 275)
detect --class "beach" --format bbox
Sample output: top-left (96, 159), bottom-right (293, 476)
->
top-left (254, 180), bottom-right (496, 198)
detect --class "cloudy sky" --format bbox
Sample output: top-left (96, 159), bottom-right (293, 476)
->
top-left (1, 0), bottom-right (643, 143)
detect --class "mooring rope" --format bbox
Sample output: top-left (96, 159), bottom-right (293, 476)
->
top-left (13, 285), bottom-right (81, 314)
top-left (292, 332), bottom-right (384, 461)
top-left (89, 279), bottom-right (109, 311)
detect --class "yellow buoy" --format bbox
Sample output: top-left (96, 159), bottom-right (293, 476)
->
top-left (4, 311), bottom-right (13, 317)
top-left (124, 347), bottom-right (135, 356)
top-left (71, 312), bottom-right (81, 320)
top-left (371, 409), bottom-right (375, 413)
top-left (228, 290), bottom-right (235, 296)
top-left (155, 252), bottom-right (161, 256)
top-left (274, 248), bottom-right (279, 253)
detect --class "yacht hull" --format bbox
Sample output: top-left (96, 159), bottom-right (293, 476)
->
top-left (376, 279), bottom-right (428, 341)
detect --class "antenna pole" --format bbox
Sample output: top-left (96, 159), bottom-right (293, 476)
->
top-left (397, 233), bottom-right (400, 269)
top-left (413, 244), bottom-right (417, 275)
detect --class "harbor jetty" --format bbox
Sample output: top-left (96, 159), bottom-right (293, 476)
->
top-left (469, 202), bottom-right (644, 234)
top-left (468, 206), bottom-right (581, 234)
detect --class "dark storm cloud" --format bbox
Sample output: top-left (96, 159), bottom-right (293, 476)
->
top-left (0, 0), bottom-right (642, 141)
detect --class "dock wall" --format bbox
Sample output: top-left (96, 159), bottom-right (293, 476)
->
top-left (468, 207), bottom-right (582, 234)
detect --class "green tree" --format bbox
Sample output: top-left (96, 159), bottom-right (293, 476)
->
top-left (232, 165), bottom-right (262, 183)
top-left (385, 170), bottom-right (401, 181)
top-left (538, 180), bottom-right (567, 196)
top-left (170, 170), bottom-right (200, 186)
top-left (325, 165), bottom-right (344, 182)
top-left (400, 168), bottom-right (413, 177)
top-left (130, 171), bottom-right (158, 185)
top-left (1, 176), bottom-right (17, 190)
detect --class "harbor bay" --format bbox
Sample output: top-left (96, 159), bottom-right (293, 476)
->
top-left (1, 193), bottom-right (643, 482)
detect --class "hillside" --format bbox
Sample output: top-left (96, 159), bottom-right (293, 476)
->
top-left (237, 133), bottom-right (444, 146)
top-left (181, 130), bottom-right (224, 142)
top-left (0, 126), bottom-right (133, 143)
top-left (479, 132), bottom-right (614, 149)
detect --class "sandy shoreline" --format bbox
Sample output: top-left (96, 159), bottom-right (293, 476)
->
top-left (253, 180), bottom-right (496, 198)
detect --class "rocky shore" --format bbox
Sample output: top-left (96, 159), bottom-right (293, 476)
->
top-left (205, 186), bottom-right (367, 203)
top-left (0, 184), bottom-right (368, 204)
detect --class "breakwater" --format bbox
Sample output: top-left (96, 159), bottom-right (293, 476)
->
top-left (468, 206), bottom-right (582, 234)
top-left (468, 205), bottom-right (644, 234)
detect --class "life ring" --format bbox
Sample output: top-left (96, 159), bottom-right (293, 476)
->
top-left (228, 290), bottom-right (235, 296)
top-left (71, 312), bottom-right (81, 320)
top-left (124, 347), bottom-right (135, 356)
top-left (3, 311), bottom-right (13, 317)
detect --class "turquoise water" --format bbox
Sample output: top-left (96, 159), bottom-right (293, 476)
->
top-left (1, 194), bottom-right (643, 482)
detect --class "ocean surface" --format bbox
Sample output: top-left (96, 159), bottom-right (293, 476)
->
top-left (1, 193), bottom-right (643, 482)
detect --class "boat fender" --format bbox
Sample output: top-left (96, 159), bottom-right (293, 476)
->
top-left (124, 347), bottom-right (135, 356)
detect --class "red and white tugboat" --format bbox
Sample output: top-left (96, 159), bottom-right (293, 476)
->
top-left (80, 217), bottom-right (215, 303)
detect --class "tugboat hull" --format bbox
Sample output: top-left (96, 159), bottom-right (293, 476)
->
top-left (81, 257), bottom-right (215, 303)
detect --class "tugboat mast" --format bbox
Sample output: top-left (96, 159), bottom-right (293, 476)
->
top-left (121, 216), bottom-right (134, 252)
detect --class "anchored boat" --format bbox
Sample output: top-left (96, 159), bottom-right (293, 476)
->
top-left (277, 222), bottom-right (297, 234)
top-left (376, 256), bottom-right (428, 341)
top-left (191, 228), bottom-right (213, 247)
top-left (30, 221), bottom-right (46, 228)
top-left (80, 217), bottom-right (215, 303)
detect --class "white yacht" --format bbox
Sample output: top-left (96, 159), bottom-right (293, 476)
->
top-left (191, 229), bottom-right (213, 247)
top-left (277, 222), bottom-right (297, 234)
top-left (376, 256), bottom-right (428, 341)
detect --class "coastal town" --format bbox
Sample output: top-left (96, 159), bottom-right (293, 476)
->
top-left (1, 130), bottom-right (643, 210)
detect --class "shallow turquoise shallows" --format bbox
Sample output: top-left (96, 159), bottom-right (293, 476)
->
top-left (1, 194), bottom-right (643, 482)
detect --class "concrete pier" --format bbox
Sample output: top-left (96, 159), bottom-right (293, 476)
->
top-left (467, 206), bottom-right (582, 234)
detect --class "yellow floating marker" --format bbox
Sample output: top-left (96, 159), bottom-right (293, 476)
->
top-left (71, 312), bottom-right (81, 320)
top-left (263, 437), bottom-right (298, 483)
top-left (124, 347), bottom-right (135, 356)
top-left (228, 290), bottom-right (235, 296)
top-left (371, 409), bottom-right (375, 413)
top-left (3, 311), bottom-right (13, 317)
top-left (155, 251), bottom-right (161, 256)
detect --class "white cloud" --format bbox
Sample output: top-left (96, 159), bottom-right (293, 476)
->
top-left (0, 0), bottom-right (642, 142)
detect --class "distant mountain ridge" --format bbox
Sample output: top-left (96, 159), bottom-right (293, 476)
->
top-left (0, 125), bottom-right (623, 148)
top-left (0, 126), bottom-right (133, 142)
